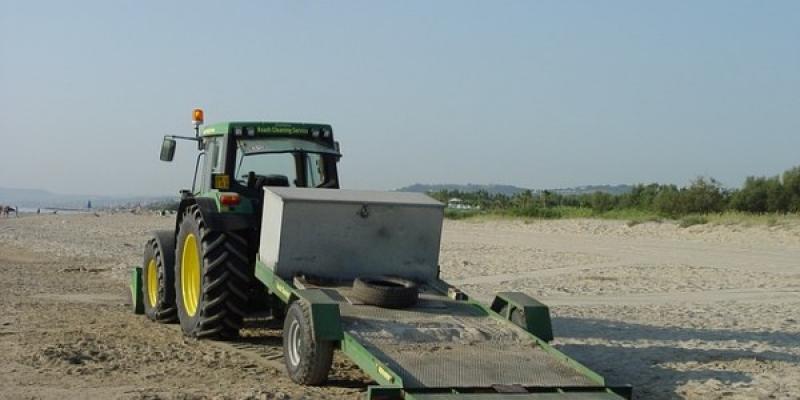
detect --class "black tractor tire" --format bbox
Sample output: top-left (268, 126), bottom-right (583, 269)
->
top-left (351, 276), bottom-right (419, 308)
top-left (174, 204), bottom-right (252, 339)
top-left (282, 301), bottom-right (334, 385)
top-left (142, 231), bottom-right (178, 323)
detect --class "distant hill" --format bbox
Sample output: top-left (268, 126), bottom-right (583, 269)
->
top-left (0, 187), bottom-right (175, 209)
top-left (549, 184), bottom-right (633, 196)
top-left (396, 184), bottom-right (529, 196)
top-left (397, 183), bottom-right (634, 196)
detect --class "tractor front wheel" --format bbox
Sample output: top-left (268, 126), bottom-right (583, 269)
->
top-left (174, 205), bottom-right (251, 339)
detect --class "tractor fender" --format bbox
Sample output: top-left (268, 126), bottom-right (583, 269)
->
top-left (176, 197), bottom-right (255, 233)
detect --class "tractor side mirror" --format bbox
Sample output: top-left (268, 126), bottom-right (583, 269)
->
top-left (160, 137), bottom-right (176, 162)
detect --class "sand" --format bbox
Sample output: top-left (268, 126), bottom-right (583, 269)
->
top-left (0, 213), bottom-right (798, 399)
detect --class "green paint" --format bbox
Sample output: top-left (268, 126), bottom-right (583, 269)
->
top-left (340, 333), bottom-right (404, 387)
top-left (130, 267), bottom-right (144, 314)
top-left (490, 291), bottom-right (553, 342)
top-left (297, 289), bottom-right (343, 341)
top-left (475, 297), bottom-right (606, 386)
top-left (255, 259), bottom-right (295, 302)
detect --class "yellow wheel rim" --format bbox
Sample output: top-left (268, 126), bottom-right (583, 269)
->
top-left (146, 258), bottom-right (158, 307)
top-left (181, 233), bottom-right (201, 317)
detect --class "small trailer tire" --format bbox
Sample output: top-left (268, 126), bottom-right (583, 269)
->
top-left (142, 231), bottom-right (178, 323)
top-left (352, 276), bottom-right (418, 308)
top-left (283, 301), bottom-right (334, 385)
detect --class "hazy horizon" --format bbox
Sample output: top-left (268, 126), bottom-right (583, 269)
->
top-left (2, 1), bottom-right (798, 196)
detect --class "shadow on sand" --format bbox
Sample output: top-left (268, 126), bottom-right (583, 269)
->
top-left (552, 316), bottom-right (800, 399)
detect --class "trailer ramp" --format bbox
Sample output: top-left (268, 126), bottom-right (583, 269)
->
top-left (335, 289), bottom-right (601, 390)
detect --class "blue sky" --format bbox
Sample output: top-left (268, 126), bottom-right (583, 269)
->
top-left (1, 1), bottom-right (798, 195)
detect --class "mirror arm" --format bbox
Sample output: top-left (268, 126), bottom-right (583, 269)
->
top-left (165, 134), bottom-right (199, 142)
top-left (191, 151), bottom-right (204, 194)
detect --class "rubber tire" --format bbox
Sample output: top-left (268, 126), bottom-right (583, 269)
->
top-left (511, 308), bottom-right (527, 330)
top-left (282, 301), bottom-right (334, 385)
top-left (142, 231), bottom-right (178, 323)
top-left (351, 276), bottom-right (419, 308)
top-left (174, 204), bottom-right (252, 339)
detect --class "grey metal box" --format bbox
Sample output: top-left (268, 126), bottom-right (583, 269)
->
top-left (259, 188), bottom-right (445, 283)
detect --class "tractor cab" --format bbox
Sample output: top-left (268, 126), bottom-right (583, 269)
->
top-left (196, 121), bottom-right (341, 196)
top-left (160, 109), bottom-right (341, 206)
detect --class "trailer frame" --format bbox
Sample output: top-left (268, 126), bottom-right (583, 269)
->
top-left (253, 260), bottom-right (632, 400)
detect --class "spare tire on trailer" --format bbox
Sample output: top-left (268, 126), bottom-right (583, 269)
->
top-left (351, 276), bottom-right (419, 308)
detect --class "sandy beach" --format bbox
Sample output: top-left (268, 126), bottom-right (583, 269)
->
top-left (1, 213), bottom-right (798, 399)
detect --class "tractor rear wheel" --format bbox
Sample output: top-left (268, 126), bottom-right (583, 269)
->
top-left (174, 204), bottom-right (252, 339)
top-left (142, 231), bottom-right (177, 323)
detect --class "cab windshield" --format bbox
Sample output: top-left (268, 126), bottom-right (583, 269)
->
top-left (235, 138), bottom-right (338, 188)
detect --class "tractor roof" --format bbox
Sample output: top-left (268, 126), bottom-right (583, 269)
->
top-left (201, 121), bottom-right (333, 137)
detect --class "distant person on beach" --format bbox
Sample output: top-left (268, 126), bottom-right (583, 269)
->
top-left (1, 205), bottom-right (18, 217)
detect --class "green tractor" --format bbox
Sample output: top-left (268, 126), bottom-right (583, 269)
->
top-left (140, 109), bottom-right (342, 339)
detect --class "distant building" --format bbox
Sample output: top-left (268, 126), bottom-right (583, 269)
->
top-left (447, 198), bottom-right (477, 210)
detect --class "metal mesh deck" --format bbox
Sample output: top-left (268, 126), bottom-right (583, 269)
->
top-left (337, 291), bottom-right (597, 389)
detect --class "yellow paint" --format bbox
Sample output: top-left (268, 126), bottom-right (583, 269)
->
top-left (275, 282), bottom-right (291, 300)
top-left (146, 258), bottom-right (158, 306)
top-left (181, 233), bottom-right (201, 316)
top-left (213, 174), bottom-right (230, 190)
top-left (255, 125), bottom-right (308, 135)
top-left (376, 365), bottom-right (394, 383)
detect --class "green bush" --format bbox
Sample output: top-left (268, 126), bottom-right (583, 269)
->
top-left (730, 176), bottom-right (787, 213)
top-left (590, 192), bottom-right (616, 213)
top-left (653, 185), bottom-right (683, 217)
top-left (678, 215), bottom-right (708, 228)
top-left (444, 209), bottom-right (481, 220)
top-left (428, 164), bottom-right (800, 221)
top-left (506, 206), bottom-right (562, 219)
top-left (683, 177), bottom-right (726, 214)
top-left (784, 167), bottom-right (800, 212)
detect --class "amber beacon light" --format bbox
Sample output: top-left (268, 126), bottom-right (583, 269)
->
top-left (192, 108), bottom-right (204, 127)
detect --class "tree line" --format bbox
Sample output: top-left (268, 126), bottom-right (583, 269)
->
top-left (429, 165), bottom-right (800, 218)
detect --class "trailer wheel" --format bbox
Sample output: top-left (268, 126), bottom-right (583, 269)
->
top-left (283, 301), bottom-right (333, 385)
top-left (175, 204), bottom-right (251, 339)
top-left (352, 276), bottom-right (418, 308)
top-left (142, 231), bottom-right (177, 323)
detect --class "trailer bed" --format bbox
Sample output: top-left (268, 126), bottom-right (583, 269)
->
top-left (314, 286), bottom-right (598, 389)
